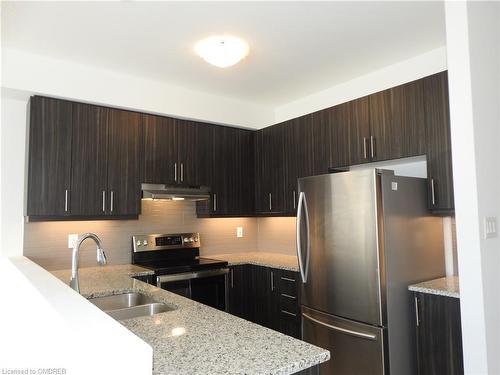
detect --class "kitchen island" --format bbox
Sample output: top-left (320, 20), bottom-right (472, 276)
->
top-left (51, 265), bottom-right (329, 375)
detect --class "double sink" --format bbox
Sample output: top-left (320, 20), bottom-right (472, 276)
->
top-left (89, 292), bottom-right (174, 320)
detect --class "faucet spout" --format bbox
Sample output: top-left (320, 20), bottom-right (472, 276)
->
top-left (69, 233), bottom-right (106, 293)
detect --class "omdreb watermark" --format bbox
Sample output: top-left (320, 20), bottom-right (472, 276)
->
top-left (1, 368), bottom-right (67, 374)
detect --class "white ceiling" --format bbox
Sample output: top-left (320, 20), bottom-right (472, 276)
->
top-left (2, 1), bottom-right (445, 107)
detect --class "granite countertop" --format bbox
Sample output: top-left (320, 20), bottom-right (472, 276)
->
top-left (51, 265), bottom-right (329, 375)
top-left (208, 252), bottom-right (299, 272)
top-left (408, 276), bottom-right (460, 298)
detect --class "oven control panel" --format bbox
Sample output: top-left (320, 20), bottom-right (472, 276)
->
top-left (132, 233), bottom-right (200, 252)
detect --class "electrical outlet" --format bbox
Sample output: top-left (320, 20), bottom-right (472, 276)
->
top-left (236, 227), bottom-right (243, 238)
top-left (68, 234), bottom-right (78, 249)
top-left (484, 217), bottom-right (497, 239)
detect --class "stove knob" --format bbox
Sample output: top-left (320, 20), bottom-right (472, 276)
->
top-left (189, 238), bottom-right (194, 243)
top-left (136, 240), bottom-right (141, 246)
top-left (183, 238), bottom-right (189, 243)
top-left (143, 240), bottom-right (148, 246)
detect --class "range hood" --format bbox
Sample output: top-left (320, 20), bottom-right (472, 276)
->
top-left (141, 183), bottom-right (210, 201)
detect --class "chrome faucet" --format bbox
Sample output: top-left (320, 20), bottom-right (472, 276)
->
top-left (70, 233), bottom-right (107, 293)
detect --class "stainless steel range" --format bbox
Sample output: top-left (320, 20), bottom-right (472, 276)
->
top-left (132, 232), bottom-right (228, 311)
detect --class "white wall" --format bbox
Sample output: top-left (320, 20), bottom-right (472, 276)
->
top-left (1, 92), bottom-right (28, 257)
top-left (445, 2), bottom-right (500, 374)
top-left (2, 48), bottom-right (274, 129)
top-left (274, 47), bottom-right (447, 123)
top-left (2, 47), bottom-right (448, 130)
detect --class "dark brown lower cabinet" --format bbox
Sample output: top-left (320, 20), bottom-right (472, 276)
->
top-left (414, 292), bottom-right (464, 375)
top-left (228, 265), bottom-right (300, 339)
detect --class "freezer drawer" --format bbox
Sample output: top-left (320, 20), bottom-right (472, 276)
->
top-left (302, 306), bottom-right (386, 375)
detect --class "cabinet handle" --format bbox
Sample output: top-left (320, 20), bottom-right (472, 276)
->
top-left (270, 271), bottom-right (274, 291)
top-left (102, 191), bottom-right (106, 212)
top-left (293, 190), bottom-right (296, 209)
top-left (213, 193), bottom-right (217, 211)
top-left (64, 189), bottom-right (69, 212)
top-left (370, 136), bottom-right (375, 158)
top-left (363, 137), bottom-right (368, 159)
top-left (180, 163), bottom-right (184, 182)
top-left (269, 193), bottom-right (272, 211)
top-left (281, 276), bottom-right (296, 282)
top-left (230, 268), bottom-right (234, 288)
top-left (414, 295), bottom-right (420, 327)
top-left (110, 191), bottom-right (114, 213)
top-left (281, 293), bottom-right (297, 300)
top-left (282, 310), bottom-right (297, 317)
top-left (430, 178), bottom-right (436, 206)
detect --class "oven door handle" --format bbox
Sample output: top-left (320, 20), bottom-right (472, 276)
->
top-left (156, 268), bottom-right (229, 285)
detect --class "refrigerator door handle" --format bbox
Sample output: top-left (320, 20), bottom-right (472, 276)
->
top-left (296, 191), bottom-right (310, 283)
top-left (302, 312), bottom-right (377, 340)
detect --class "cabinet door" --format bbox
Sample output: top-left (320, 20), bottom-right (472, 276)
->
top-left (346, 97), bottom-right (371, 165)
top-left (27, 97), bottom-right (73, 217)
top-left (312, 109), bottom-right (332, 174)
top-left (329, 102), bottom-right (353, 168)
top-left (194, 122), bottom-right (214, 188)
top-left (369, 89), bottom-right (393, 161)
top-left (390, 79), bottom-right (426, 158)
top-left (211, 126), bottom-right (237, 214)
top-left (249, 265), bottom-right (277, 329)
top-left (415, 293), bottom-right (464, 375)
top-left (106, 109), bottom-right (142, 216)
top-left (70, 103), bottom-right (108, 216)
top-left (255, 124), bottom-right (286, 213)
top-left (284, 115), bottom-right (315, 214)
top-left (176, 120), bottom-right (200, 186)
top-left (369, 80), bottom-right (426, 162)
top-left (143, 114), bottom-right (178, 184)
top-left (423, 71), bottom-right (454, 212)
top-left (228, 265), bottom-right (250, 320)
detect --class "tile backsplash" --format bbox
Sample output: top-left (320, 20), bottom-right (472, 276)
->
top-left (24, 200), bottom-right (258, 270)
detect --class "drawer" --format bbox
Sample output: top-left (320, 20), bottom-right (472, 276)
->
top-left (278, 272), bottom-right (299, 296)
top-left (280, 296), bottom-right (299, 314)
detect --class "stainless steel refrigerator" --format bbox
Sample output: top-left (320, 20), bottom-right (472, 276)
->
top-left (297, 169), bottom-right (445, 375)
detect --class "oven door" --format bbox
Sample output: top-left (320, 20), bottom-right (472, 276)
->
top-left (156, 268), bottom-right (229, 311)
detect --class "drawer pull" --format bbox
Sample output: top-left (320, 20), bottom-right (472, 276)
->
top-left (281, 310), bottom-right (297, 317)
top-left (281, 293), bottom-right (297, 300)
top-left (281, 277), bottom-right (296, 282)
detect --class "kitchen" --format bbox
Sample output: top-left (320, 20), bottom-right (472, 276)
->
top-left (1, 2), bottom-right (499, 375)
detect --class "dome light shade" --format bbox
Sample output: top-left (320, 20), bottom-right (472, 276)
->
top-left (194, 35), bottom-right (249, 68)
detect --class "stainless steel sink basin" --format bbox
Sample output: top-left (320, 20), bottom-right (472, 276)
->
top-left (89, 292), bottom-right (157, 310)
top-left (88, 292), bottom-right (174, 320)
top-left (107, 302), bottom-right (173, 320)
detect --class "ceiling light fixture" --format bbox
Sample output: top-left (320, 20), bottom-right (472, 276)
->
top-left (194, 35), bottom-right (249, 68)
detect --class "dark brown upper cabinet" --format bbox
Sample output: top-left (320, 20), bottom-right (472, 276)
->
top-left (143, 114), bottom-right (178, 185)
top-left (284, 115), bottom-right (315, 213)
top-left (254, 124), bottom-right (287, 214)
top-left (71, 103), bottom-right (142, 217)
top-left (326, 98), bottom-right (371, 167)
top-left (369, 79), bottom-right (426, 161)
top-left (196, 125), bottom-right (254, 217)
top-left (27, 97), bottom-right (73, 217)
top-left (423, 71), bottom-right (454, 212)
top-left (311, 109), bottom-right (332, 174)
top-left (143, 115), bottom-right (211, 187)
top-left (70, 103), bottom-right (108, 216)
top-left (106, 109), bottom-right (142, 216)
